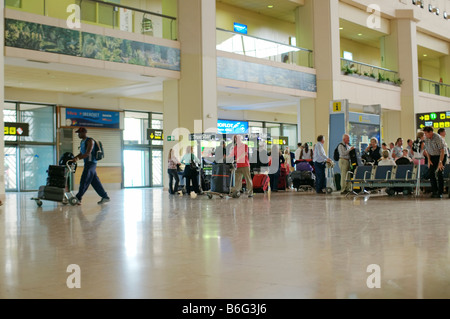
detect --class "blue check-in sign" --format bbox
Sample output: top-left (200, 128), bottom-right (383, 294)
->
top-left (234, 22), bottom-right (248, 34)
top-left (217, 120), bottom-right (249, 134)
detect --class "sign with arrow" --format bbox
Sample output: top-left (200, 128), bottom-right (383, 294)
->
top-left (4, 122), bottom-right (29, 136)
top-left (416, 111), bottom-right (450, 131)
top-left (148, 129), bottom-right (163, 141)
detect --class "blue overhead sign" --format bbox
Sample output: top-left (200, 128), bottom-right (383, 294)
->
top-left (65, 108), bottom-right (121, 129)
top-left (234, 22), bottom-right (248, 34)
top-left (217, 120), bottom-right (249, 135)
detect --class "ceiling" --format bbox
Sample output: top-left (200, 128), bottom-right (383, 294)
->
top-left (339, 19), bottom-right (386, 49)
top-left (217, 0), bottom-right (300, 23)
top-left (4, 58), bottom-right (300, 115)
top-left (417, 45), bottom-right (446, 68)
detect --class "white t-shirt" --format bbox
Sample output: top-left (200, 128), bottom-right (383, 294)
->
top-left (295, 148), bottom-right (302, 161)
top-left (301, 149), bottom-right (312, 160)
top-left (378, 158), bottom-right (396, 166)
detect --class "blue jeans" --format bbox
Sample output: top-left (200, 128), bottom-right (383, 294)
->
top-left (314, 162), bottom-right (326, 193)
top-left (76, 162), bottom-right (108, 201)
top-left (168, 169), bottom-right (179, 194)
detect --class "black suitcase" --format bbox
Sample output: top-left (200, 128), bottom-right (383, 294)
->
top-left (47, 176), bottom-right (67, 188)
top-left (38, 185), bottom-right (65, 201)
top-left (211, 163), bottom-right (231, 193)
top-left (47, 165), bottom-right (66, 177)
top-left (291, 171), bottom-right (315, 189)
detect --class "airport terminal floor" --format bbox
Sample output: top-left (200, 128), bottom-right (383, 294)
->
top-left (1, 187), bottom-right (450, 299)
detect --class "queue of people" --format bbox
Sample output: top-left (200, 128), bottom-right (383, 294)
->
top-left (167, 137), bottom-right (317, 197)
top-left (166, 126), bottom-right (450, 199)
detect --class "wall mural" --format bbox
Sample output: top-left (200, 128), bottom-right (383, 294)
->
top-left (217, 56), bottom-right (317, 92)
top-left (4, 18), bottom-right (181, 71)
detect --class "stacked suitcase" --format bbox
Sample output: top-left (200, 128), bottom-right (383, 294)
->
top-left (291, 170), bottom-right (315, 191)
top-left (37, 165), bottom-right (67, 201)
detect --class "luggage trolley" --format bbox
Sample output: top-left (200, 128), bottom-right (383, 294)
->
top-left (325, 161), bottom-right (337, 194)
top-left (206, 162), bottom-right (241, 199)
top-left (32, 160), bottom-right (79, 207)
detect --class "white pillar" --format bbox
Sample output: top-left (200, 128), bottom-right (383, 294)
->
top-left (0, 0), bottom-right (5, 202)
top-left (297, 100), bottom-right (301, 143)
top-left (177, 0), bottom-right (218, 132)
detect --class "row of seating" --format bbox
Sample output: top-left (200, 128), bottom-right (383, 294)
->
top-left (346, 164), bottom-right (450, 197)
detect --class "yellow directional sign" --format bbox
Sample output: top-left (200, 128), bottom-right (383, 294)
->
top-left (332, 102), bottom-right (342, 112)
top-left (4, 122), bottom-right (29, 136)
top-left (148, 129), bottom-right (163, 141)
top-left (416, 111), bottom-right (450, 131)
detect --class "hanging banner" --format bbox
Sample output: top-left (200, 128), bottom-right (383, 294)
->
top-left (64, 108), bottom-right (121, 129)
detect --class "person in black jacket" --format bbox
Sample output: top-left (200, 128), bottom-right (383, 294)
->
top-left (364, 137), bottom-right (382, 165)
top-left (268, 145), bottom-right (285, 192)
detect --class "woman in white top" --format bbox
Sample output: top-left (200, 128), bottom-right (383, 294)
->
top-left (378, 150), bottom-right (396, 166)
top-left (283, 148), bottom-right (291, 172)
top-left (168, 148), bottom-right (181, 194)
top-left (300, 143), bottom-right (313, 160)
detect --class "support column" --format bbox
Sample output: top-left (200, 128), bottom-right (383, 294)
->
top-left (297, 101), bottom-right (301, 144)
top-left (177, 0), bottom-right (218, 133)
top-left (395, 10), bottom-right (420, 139)
top-left (296, 0), bottom-right (341, 146)
top-left (312, 0), bottom-right (341, 143)
top-left (163, 80), bottom-right (180, 190)
top-left (439, 55), bottom-right (450, 84)
top-left (0, 0), bottom-right (5, 202)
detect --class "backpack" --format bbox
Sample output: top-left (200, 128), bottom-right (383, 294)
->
top-left (90, 138), bottom-right (104, 161)
top-left (333, 143), bottom-right (344, 161)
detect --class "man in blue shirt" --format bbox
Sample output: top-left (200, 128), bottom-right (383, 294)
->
top-left (73, 127), bottom-right (110, 205)
top-left (313, 135), bottom-right (332, 194)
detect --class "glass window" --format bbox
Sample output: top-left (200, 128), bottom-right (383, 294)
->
top-left (21, 145), bottom-right (55, 191)
top-left (266, 123), bottom-right (281, 137)
top-left (4, 103), bottom-right (17, 142)
top-left (4, 146), bottom-right (17, 191)
top-left (124, 111), bottom-right (149, 145)
top-left (282, 124), bottom-right (298, 151)
top-left (20, 104), bottom-right (55, 143)
top-left (151, 113), bottom-right (163, 146)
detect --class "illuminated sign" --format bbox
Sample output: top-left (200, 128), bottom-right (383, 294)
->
top-left (233, 22), bottom-right (248, 34)
top-left (4, 122), bottom-right (29, 136)
top-left (416, 111), bottom-right (450, 130)
top-left (267, 136), bottom-right (289, 146)
top-left (217, 120), bottom-right (249, 134)
top-left (148, 129), bottom-right (164, 141)
top-left (65, 108), bottom-right (120, 129)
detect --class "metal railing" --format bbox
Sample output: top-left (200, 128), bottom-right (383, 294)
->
top-left (341, 58), bottom-right (401, 85)
top-left (419, 78), bottom-right (450, 98)
top-left (5, 0), bottom-right (178, 41)
top-left (216, 28), bottom-right (314, 68)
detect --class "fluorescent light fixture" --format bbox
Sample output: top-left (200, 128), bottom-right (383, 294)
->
top-left (423, 54), bottom-right (428, 57)
top-left (339, 27), bottom-right (344, 30)
top-left (267, 5), bottom-right (274, 8)
top-left (358, 33), bottom-right (363, 36)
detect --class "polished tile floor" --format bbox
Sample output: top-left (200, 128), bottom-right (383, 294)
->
top-left (1, 187), bottom-right (449, 299)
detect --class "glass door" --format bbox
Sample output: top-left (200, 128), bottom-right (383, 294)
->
top-left (4, 146), bottom-right (18, 191)
top-left (3, 102), bottom-right (56, 192)
top-left (151, 149), bottom-right (163, 187)
top-left (123, 148), bottom-right (150, 188)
